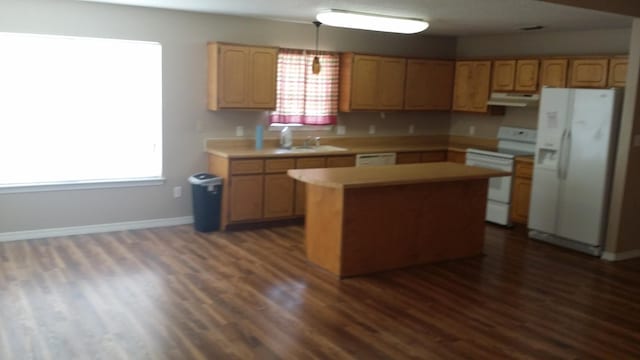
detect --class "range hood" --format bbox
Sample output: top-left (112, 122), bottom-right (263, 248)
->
top-left (486, 92), bottom-right (540, 107)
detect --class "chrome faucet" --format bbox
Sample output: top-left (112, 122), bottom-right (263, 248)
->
top-left (303, 136), bottom-right (321, 147)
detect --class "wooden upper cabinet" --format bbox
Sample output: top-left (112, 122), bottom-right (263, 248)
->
top-left (608, 56), bottom-right (628, 88)
top-left (568, 58), bottom-right (609, 88)
top-left (514, 59), bottom-right (539, 92)
top-left (452, 60), bottom-right (491, 113)
top-left (492, 59), bottom-right (539, 93)
top-left (208, 42), bottom-right (277, 110)
top-left (404, 60), bottom-right (454, 110)
top-left (540, 59), bottom-right (568, 88)
top-left (492, 60), bottom-right (516, 92)
top-left (340, 53), bottom-right (406, 111)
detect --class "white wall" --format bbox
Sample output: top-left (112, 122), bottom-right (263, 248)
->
top-left (453, 28), bottom-right (631, 138)
top-left (0, 0), bottom-right (455, 234)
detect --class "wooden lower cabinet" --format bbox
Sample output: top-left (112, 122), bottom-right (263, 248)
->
top-left (447, 149), bottom-right (466, 164)
top-left (396, 151), bottom-right (446, 164)
top-left (210, 154), bottom-right (359, 229)
top-left (510, 159), bottom-right (533, 224)
top-left (264, 174), bottom-right (294, 218)
top-left (229, 175), bottom-right (264, 222)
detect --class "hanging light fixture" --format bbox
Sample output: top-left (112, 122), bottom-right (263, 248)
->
top-left (317, 9), bottom-right (429, 34)
top-left (312, 21), bottom-right (321, 74)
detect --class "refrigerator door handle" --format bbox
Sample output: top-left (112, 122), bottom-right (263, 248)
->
top-left (557, 128), bottom-right (568, 179)
top-left (563, 130), bottom-right (572, 179)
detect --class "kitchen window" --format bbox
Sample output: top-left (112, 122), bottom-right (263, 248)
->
top-left (269, 48), bottom-right (339, 126)
top-left (0, 32), bottom-right (162, 192)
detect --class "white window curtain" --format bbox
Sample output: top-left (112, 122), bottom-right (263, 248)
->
top-left (269, 48), bottom-right (339, 125)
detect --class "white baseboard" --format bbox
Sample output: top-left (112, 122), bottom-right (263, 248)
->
top-left (0, 216), bottom-right (193, 243)
top-left (601, 249), bottom-right (640, 261)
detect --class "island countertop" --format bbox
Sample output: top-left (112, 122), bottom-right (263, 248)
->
top-left (287, 162), bottom-right (510, 189)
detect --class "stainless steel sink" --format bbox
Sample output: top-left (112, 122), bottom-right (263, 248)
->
top-left (275, 145), bottom-right (348, 153)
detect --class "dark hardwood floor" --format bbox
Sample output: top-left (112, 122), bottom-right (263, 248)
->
top-left (1, 224), bottom-right (639, 359)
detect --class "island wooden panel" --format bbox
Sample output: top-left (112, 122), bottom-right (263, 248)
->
top-left (304, 179), bottom-right (488, 277)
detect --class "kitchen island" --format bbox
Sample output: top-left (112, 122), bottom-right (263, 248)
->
top-left (287, 162), bottom-right (509, 277)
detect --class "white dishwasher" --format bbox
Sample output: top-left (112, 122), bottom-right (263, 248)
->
top-left (355, 153), bottom-right (396, 166)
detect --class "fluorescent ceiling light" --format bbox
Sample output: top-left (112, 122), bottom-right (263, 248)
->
top-left (316, 9), bottom-right (429, 34)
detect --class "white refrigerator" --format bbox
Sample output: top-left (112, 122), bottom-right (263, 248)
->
top-left (528, 88), bottom-right (622, 256)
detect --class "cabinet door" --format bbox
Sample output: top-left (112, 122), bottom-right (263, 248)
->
top-left (218, 45), bottom-right (250, 108)
top-left (404, 60), bottom-right (430, 109)
top-left (326, 155), bottom-right (356, 168)
top-left (229, 175), bottom-right (263, 221)
top-left (351, 55), bottom-right (380, 109)
top-left (428, 61), bottom-right (454, 110)
top-left (421, 151), bottom-right (447, 163)
top-left (294, 157), bottom-right (327, 215)
top-left (540, 59), bottom-right (568, 88)
top-left (492, 60), bottom-right (516, 92)
top-left (568, 58), bottom-right (609, 88)
top-left (515, 59), bottom-right (539, 92)
top-left (210, 44), bottom-right (277, 110)
top-left (608, 57), bottom-right (628, 88)
top-left (405, 60), bottom-right (454, 110)
top-left (249, 47), bottom-right (277, 108)
top-left (470, 61), bottom-right (492, 113)
top-left (264, 174), bottom-right (294, 218)
top-left (452, 61), bottom-right (473, 111)
top-left (378, 57), bottom-right (406, 110)
top-left (510, 177), bottom-right (532, 224)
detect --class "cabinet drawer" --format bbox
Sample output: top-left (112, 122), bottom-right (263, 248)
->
top-left (265, 158), bottom-right (295, 173)
top-left (230, 159), bottom-right (264, 175)
top-left (421, 151), bottom-right (447, 163)
top-left (327, 155), bottom-right (356, 168)
top-left (296, 157), bottom-right (326, 169)
top-left (515, 161), bottom-right (533, 178)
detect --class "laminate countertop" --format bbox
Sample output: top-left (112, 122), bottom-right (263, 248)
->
top-left (207, 145), bottom-right (451, 159)
top-left (287, 162), bottom-right (509, 189)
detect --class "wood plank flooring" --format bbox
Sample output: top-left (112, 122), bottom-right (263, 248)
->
top-left (1, 224), bottom-right (639, 359)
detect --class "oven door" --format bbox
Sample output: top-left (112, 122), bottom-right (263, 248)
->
top-left (465, 153), bottom-right (513, 203)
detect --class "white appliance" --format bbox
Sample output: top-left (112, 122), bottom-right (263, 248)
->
top-left (466, 127), bottom-right (538, 226)
top-left (528, 88), bottom-right (622, 256)
top-left (355, 153), bottom-right (396, 166)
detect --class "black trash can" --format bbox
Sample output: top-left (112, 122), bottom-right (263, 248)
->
top-left (189, 173), bottom-right (223, 232)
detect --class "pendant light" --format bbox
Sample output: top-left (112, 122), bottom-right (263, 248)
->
top-left (312, 21), bottom-right (321, 74)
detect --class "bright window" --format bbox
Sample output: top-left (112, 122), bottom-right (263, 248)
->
top-left (269, 49), bottom-right (339, 126)
top-left (0, 32), bottom-right (162, 189)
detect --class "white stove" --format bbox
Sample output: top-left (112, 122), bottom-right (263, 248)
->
top-left (466, 126), bottom-right (537, 226)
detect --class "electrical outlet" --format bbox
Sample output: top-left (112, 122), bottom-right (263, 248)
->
top-left (380, 112), bottom-right (386, 119)
top-left (469, 125), bottom-right (476, 136)
top-left (173, 186), bottom-right (182, 198)
top-left (336, 125), bottom-right (346, 135)
top-left (369, 125), bottom-right (376, 135)
top-left (409, 124), bottom-right (415, 134)
top-left (235, 126), bottom-right (244, 137)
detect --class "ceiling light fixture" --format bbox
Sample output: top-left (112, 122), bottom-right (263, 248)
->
top-left (316, 9), bottom-right (429, 34)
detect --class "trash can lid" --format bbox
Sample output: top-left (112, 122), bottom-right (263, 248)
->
top-left (189, 173), bottom-right (222, 185)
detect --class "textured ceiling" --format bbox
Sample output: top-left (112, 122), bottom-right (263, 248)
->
top-left (78, 0), bottom-right (633, 36)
